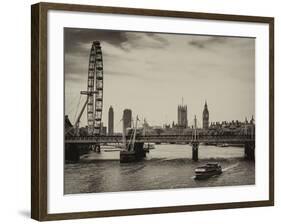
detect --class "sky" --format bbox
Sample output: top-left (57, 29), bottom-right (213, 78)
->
top-left (64, 28), bottom-right (255, 132)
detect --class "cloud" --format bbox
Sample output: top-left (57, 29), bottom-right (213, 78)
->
top-left (188, 36), bottom-right (229, 49)
top-left (65, 28), bottom-right (170, 54)
top-left (64, 28), bottom-right (129, 54)
top-left (118, 32), bottom-right (170, 51)
top-left (64, 28), bottom-right (172, 82)
top-left (147, 33), bottom-right (169, 45)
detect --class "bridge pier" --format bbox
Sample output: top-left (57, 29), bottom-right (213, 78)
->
top-left (244, 142), bottom-right (255, 161)
top-left (65, 143), bottom-right (80, 162)
top-left (192, 142), bottom-right (199, 162)
top-left (93, 144), bottom-right (101, 153)
top-left (65, 143), bottom-right (91, 163)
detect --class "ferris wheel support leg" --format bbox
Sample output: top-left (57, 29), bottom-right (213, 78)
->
top-left (74, 97), bottom-right (89, 129)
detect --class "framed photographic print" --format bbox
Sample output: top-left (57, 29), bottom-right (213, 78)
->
top-left (31, 2), bottom-right (274, 221)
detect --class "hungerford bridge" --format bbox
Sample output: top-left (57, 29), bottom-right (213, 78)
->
top-left (65, 133), bottom-right (255, 162)
top-left (65, 41), bottom-right (255, 162)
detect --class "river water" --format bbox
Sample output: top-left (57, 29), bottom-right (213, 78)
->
top-left (64, 144), bottom-right (255, 194)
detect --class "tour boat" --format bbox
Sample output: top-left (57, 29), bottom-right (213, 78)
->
top-left (195, 163), bottom-right (222, 180)
top-left (143, 143), bottom-right (155, 150)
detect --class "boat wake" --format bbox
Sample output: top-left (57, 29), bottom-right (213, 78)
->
top-left (122, 164), bottom-right (146, 175)
top-left (222, 163), bottom-right (239, 172)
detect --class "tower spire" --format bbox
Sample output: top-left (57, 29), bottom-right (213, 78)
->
top-left (204, 100), bottom-right (208, 110)
top-left (203, 100), bottom-right (209, 130)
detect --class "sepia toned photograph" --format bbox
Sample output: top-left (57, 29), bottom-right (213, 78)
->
top-left (64, 28), bottom-right (255, 194)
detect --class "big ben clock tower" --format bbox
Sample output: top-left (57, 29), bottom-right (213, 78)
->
top-left (203, 101), bottom-right (209, 130)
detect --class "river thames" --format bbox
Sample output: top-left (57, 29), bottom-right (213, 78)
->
top-left (64, 144), bottom-right (255, 194)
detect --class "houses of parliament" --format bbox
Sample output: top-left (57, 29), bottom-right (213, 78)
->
top-left (177, 100), bottom-right (209, 130)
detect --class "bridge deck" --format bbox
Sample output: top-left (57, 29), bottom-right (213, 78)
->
top-left (65, 134), bottom-right (255, 144)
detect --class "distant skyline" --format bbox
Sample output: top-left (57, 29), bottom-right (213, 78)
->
top-left (64, 28), bottom-right (255, 132)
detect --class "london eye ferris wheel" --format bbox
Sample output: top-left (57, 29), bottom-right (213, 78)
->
top-left (71, 41), bottom-right (103, 137)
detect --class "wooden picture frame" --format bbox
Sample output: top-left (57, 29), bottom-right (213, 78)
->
top-left (31, 2), bottom-right (274, 221)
